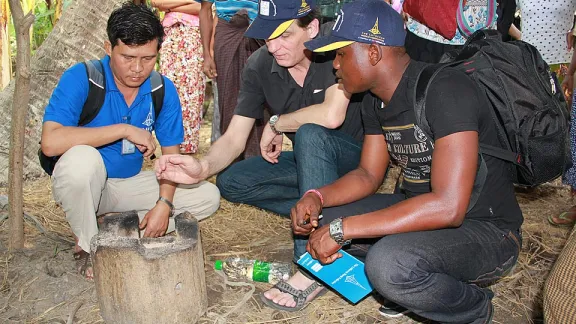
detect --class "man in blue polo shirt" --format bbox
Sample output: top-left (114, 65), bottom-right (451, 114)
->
top-left (41, 2), bottom-right (220, 280)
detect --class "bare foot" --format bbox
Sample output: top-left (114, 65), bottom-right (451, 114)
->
top-left (262, 271), bottom-right (324, 308)
top-left (73, 239), bottom-right (93, 280)
top-left (549, 205), bottom-right (576, 227)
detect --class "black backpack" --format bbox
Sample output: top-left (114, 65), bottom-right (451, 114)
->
top-left (414, 29), bottom-right (570, 188)
top-left (38, 59), bottom-right (165, 176)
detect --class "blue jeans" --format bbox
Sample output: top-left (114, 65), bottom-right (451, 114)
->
top-left (321, 194), bottom-right (521, 324)
top-left (216, 124), bottom-right (362, 262)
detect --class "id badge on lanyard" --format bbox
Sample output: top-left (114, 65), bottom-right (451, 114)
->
top-left (121, 116), bottom-right (136, 155)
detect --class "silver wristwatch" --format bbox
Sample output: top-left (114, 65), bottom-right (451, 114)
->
top-left (329, 217), bottom-right (351, 246)
top-left (269, 115), bottom-right (283, 135)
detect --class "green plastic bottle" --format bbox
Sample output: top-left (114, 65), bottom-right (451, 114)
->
top-left (214, 257), bottom-right (291, 284)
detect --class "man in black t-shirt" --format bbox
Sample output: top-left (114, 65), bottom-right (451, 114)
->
top-left (155, 0), bottom-right (366, 311)
top-left (297, 1), bottom-right (523, 322)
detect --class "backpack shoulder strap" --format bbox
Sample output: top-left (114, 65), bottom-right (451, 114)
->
top-left (413, 63), bottom-right (487, 212)
top-left (150, 70), bottom-right (165, 119)
top-left (79, 59), bottom-right (106, 126)
top-left (456, 29), bottom-right (500, 60)
top-left (413, 63), bottom-right (446, 138)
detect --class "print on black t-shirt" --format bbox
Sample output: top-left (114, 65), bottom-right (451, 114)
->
top-left (361, 60), bottom-right (523, 231)
top-left (384, 124), bottom-right (433, 186)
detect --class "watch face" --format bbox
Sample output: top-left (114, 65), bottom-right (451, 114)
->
top-left (270, 115), bottom-right (279, 124)
top-left (329, 221), bottom-right (338, 235)
top-left (329, 219), bottom-right (343, 240)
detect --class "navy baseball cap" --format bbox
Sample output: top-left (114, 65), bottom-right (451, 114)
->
top-left (305, 0), bottom-right (405, 52)
top-left (244, 0), bottom-right (317, 40)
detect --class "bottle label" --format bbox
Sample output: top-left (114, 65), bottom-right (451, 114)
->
top-left (252, 261), bottom-right (271, 283)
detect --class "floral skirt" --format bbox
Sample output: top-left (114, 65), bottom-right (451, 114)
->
top-left (159, 23), bottom-right (205, 154)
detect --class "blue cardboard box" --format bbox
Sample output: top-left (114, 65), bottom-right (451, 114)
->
top-left (297, 250), bottom-right (373, 304)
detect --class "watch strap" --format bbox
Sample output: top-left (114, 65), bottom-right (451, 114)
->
top-left (269, 115), bottom-right (283, 135)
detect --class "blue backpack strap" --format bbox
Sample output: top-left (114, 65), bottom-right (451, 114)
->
top-left (79, 59), bottom-right (106, 126)
top-left (39, 59), bottom-right (105, 176)
top-left (78, 62), bottom-right (164, 125)
top-left (150, 70), bottom-right (164, 119)
top-left (79, 60), bottom-right (164, 126)
top-left (413, 64), bottom-right (487, 212)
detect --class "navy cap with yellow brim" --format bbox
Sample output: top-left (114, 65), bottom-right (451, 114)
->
top-left (305, 0), bottom-right (406, 52)
top-left (304, 35), bottom-right (356, 52)
top-left (245, 0), bottom-right (316, 40)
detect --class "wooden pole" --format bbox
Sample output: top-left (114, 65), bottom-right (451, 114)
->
top-left (7, 0), bottom-right (34, 250)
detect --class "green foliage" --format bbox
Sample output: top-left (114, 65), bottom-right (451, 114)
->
top-left (4, 0), bottom-right (74, 80)
top-left (8, 0), bottom-right (75, 59)
top-left (33, 0), bottom-right (75, 52)
top-left (32, 0), bottom-right (53, 52)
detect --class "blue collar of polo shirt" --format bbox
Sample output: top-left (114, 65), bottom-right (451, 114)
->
top-left (101, 55), bottom-right (154, 96)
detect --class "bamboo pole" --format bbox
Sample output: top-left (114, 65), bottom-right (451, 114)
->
top-left (52, 0), bottom-right (63, 25)
top-left (7, 0), bottom-right (34, 250)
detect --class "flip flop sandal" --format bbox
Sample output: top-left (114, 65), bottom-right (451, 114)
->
top-left (260, 280), bottom-right (327, 312)
top-left (73, 250), bottom-right (94, 280)
top-left (548, 211), bottom-right (576, 228)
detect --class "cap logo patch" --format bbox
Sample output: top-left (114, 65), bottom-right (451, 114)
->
top-left (298, 0), bottom-right (311, 15)
top-left (369, 18), bottom-right (381, 35)
top-left (260, 0), bottom-right (277, 16)
top-left (361, 17), bottom-right (385, 44)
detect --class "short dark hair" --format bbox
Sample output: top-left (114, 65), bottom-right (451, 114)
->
top-left (107, 2), bottom-right (164, 50)
top-left (295, 9), bottom-right (320, 28)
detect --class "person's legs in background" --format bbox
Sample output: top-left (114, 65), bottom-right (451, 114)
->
top-left (213, 16), bottom-right (264, 160)
top-left (554, 63), bottom-right (576, 227)
top-left (159, 23), bottom-right (206, 154)
top-left (210, 81), bottom-right (221, 143)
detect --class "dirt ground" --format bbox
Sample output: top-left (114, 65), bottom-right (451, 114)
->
top-left (0, 101), bottom-right (572, 324)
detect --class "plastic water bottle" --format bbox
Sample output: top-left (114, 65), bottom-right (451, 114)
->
top-left (214, 257), bottom-right (291, 284)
